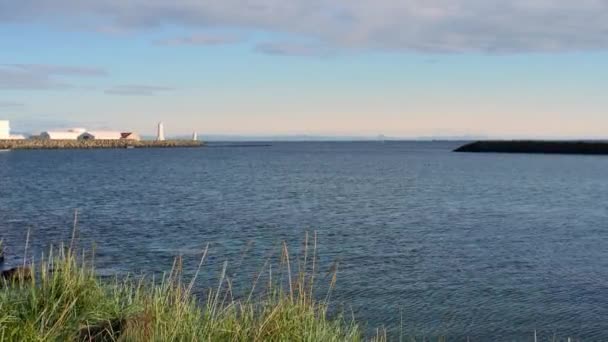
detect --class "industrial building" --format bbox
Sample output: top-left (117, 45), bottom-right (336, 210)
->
top-left (37, 128), bottom-right (141, 141)
top-left (68, 128), bottom-right (87, 134)
top-left (121, 132), bottom-right (141, 141)
top-left (38, 128), bottom-right (87, 140)
top-left (0, 120), bottom-right (25, 140)
top-left (78, 131), bottom-right (123, 140)
top-left (39, 131), bottom-right (82, 140)
top-left (0, 120), bottom-right (9, 139)
top-left (78, 131), bottom-right (141, 141)
top-left (3, 120), bottom-right (150, 142)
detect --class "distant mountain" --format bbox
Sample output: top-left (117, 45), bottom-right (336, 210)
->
top-left (131, 133), bottom-right (608, 142)
top-left (165, 134), bottom-right (388, 142)
top-left (187, 134), bottom-right (487, 142)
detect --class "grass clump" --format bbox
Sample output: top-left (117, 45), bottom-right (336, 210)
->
top-left (0, 234), bottom-right (370, 342)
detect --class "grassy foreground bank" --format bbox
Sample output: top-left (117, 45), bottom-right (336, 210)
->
top-left (0, 236), bottom-right (576, 342)
top-left (0, 238), bottom-right (377, 342)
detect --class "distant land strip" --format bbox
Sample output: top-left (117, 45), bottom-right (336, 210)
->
top-left (206, 143), bottom-right (272, 148)
top-left (454, 140), bottom-right (608, 155)
top-left (0, 140), bottom-right (203, 150)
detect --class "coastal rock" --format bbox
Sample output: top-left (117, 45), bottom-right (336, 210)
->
top-left (1, 266), bottom-right (32, 283)
top-left (78, 314), bottom-right (152, 341)
top-left (78, 319), bottom-right (126, 342)
top-left (454, 140), bottom-right (608, 155)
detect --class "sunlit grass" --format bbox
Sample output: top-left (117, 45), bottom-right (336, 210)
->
top-left (0, 232), bottom-right (373, 342)
top-left (0, 228), bottom-right (574, 341)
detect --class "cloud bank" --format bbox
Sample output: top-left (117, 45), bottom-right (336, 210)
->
top-left (0, 64), bottom-right (106, 90)
top-left (154, 33), bottom-right (241, 46)
top-left (0, 101), bottom-right (25, 108)
top-left (254, 42), bottom-right (332, 56)
top-left (2, 0), bottom-right (608, 53)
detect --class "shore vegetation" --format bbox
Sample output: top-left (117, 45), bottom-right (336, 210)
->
top-left (0, 233), bottom-right (380, 342)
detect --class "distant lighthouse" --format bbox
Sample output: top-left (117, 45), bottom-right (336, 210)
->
top-left (157, 122), bottom-right (165, 141)
top-left (192, 132), bottom-right (198, 141)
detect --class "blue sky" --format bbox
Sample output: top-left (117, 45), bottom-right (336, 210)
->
top-left (1, 1), bottom-right (608, 138)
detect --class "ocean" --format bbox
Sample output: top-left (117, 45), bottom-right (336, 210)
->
top-left (1, 141), bottom-right (607, 340)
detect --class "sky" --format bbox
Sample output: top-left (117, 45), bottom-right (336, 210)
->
top-left (1, 0), bottom-right (608, 139)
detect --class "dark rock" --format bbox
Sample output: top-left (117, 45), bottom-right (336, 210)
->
top-left (1, 266), bottom-right (32, 283)
top-left (78, 319), bottom-right (126, 342)
top-left (78, 314), bottom-right (152, 341)
top-left (454, 140), bottom-right (608, 155)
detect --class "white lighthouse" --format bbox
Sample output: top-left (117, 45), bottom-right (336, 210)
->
top-left (157, 122), bottom-right (165, 141)
top-left (192, 132), bottom-right (198, 141)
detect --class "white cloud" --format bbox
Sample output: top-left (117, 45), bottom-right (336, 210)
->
top-left (2, 0), bottom-right (608, 53)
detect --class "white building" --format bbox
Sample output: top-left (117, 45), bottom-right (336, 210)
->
top-left (40, 131), bottom-right (82, 140)
top-left (78, 131), bottom-right (141, 141)
top-left (120, 132), bottom-right (141, 141)
top-left (1, 120), bottom-right (25, 140)
top-left (79, 131), bottom-right (123, 140)
top-left (68, 128), bottom-right (87, 134)
top-left (0, 120), bottom-right (9, 139)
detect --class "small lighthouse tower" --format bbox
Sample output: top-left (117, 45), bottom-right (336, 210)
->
top-left (192, 132), bottom-right (198, 141)
top-left (157, 122), bottom-right (165, 141)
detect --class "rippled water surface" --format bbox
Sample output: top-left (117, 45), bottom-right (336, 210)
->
top-left (1, 142), bottom-right (607, 340)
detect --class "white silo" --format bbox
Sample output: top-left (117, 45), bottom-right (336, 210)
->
top-left (0, 120), bottom-right (9, 139)
top-left (157, 122), bottom-right (165, 141)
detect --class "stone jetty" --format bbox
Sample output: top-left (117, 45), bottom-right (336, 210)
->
top-left (0, 139), bottom-right (203, 150)
top-left (454, 140), bottom-right (608, 155)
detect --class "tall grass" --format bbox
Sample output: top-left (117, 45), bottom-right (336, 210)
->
top-left (0, 229), bottom-right (573, 341)
top-left (0, 232), bottom-right (373, 342)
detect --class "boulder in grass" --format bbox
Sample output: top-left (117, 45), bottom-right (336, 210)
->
top-left (78, 319), bottom-right (126, 342)
top-left (1, 266), bottom-right (32, 283)
top-left (78, 313), bottom-right (153, 342)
